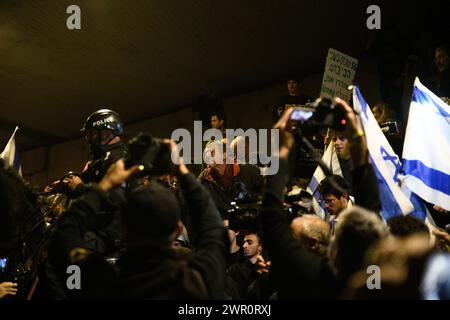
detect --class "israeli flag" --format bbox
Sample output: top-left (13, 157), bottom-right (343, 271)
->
top-left (401, 183), bottom-right (437, 227)
top-left (0, 126), bottom-right (23, 176)
top-left (402, 78), bottom-right (450, 212)
top-left (353, 86), bottom-right (414, 220)
top-left (307, 140), bottom-right (342, 220)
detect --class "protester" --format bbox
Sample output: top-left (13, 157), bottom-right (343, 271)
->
top-left (198, 140), bottom-right (263, 215)
top-left (318, 175), bottom-right (353, 233)
top-left (210, 113), bottom-right (227, 139)
top-left (387, 215), bottom-right (430, 240)
top-left (1, 71), bottom-right (449, 302)
top-left (290, 215), bottom-right (330, 256)
top-left (226, 231), bottom-right (274, 300)
top-left (260, 99), bottom-right (384, 299)
top-left (48, 140), bottom-right (228, 299)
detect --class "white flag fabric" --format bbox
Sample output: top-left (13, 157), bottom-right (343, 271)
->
top-left (353, 86), bottom-right (414, 220)
top-left (0, 126), bottom-right (23, 176)
top-left (307, 140), bottom-right (342, 220)
top-left (401, 183), bottom-right (436, 227)
top-left (402, 78), bottom-right (450, 211)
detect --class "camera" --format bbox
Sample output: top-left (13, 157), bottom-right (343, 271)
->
top-left (228, 200), bottom-right (262, 231)
top-left (380, 120), bottom-right (399, 136)
top-left (285, 188), bottom-right (314, 213)
top-left (41, 171), bottom-right (81, 196)
top-left (227, 190), bottom-right (312, 231)
top-left (126, 133), bottom-right (172, 176)
top-left (289, 98), bottom-right (348, 132)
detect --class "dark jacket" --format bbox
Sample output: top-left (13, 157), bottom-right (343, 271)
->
top-left (226, 260), bottom-right (274, 300)
top-left (198, 164), bottom-right (263, 215)
top-left (74, 142), bottom-right (129, 256)
top-left (49, 173), bottom-right (227, 299)
top-left (260, 157), bottom-right (380, 299)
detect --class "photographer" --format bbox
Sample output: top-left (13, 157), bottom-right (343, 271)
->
top-left (48, 140), bottom-right (228, 299)
top-left (260, 98), bottom-right (383, 299)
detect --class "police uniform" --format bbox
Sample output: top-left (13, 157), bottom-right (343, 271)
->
top-left (78, 109), bottom-right (128, 256)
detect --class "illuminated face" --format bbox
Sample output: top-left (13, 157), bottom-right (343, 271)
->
top-left (324, 194), bottom-right (347, 216)
top-left (435, 48), bottom-right (449, 72)
top-left (334, 135), bottom-right (349, 158)
top-left (210, 115), bottom-right (224, 130)
top-left (372, 106), bottom-right (383, 124)
top-left (243, 234), bottom-right (262, 260)
top-left (205, 142), bottom-right (228, 172)
top-left (287, 80), bottom-right (299, 95)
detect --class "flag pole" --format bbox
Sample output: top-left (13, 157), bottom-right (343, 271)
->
top-left (1, 126), bottom-right (19, 155)
top-left (6, 126), bottom-right (19, 145)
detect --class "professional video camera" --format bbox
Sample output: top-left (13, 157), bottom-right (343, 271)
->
top-left (126, 133), bottom-right (172, 176)
top-left (228, 199), bottom-right (262, 231)
top-left (289, 97), bottom-right (348, 132)
top-left (285, 188), bottom-right (314, 213)
top-left (227, 189), bottom-right (314, 231)
top-left (287, 97), bottom-right (351, 196)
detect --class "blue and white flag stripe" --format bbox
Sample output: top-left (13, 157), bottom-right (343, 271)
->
top-left (307, 140), bottom-right (342, 220)
top-left (401, 183), bottom-right (437, 226)
top-left (353, 86), bottom-right (414, 219)
top-left (402, 78), bottom-right (450, 211)
top-left (0, 126), bottom-right (23, 176)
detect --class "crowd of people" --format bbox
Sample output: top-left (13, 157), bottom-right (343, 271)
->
top-left (0, 45), bottom-right (449, 301)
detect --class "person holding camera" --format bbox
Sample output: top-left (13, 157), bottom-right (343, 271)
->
top-left (260, 98), bottom-right (383, 299)
top-left (274, 78), bottom-right (324, 185)
top-left (41, 110), bottom-right (131, 300)
top-left (48, 140), bottom-right (228, 299)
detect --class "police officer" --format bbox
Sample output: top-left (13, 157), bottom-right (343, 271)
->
top-left (73, 109), bottom-right (128, 256)
top-left (80, 109), bottom-right (127, 183)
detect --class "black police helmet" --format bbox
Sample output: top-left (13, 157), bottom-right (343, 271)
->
top-left (81, 109), bottom-right (124, 136)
